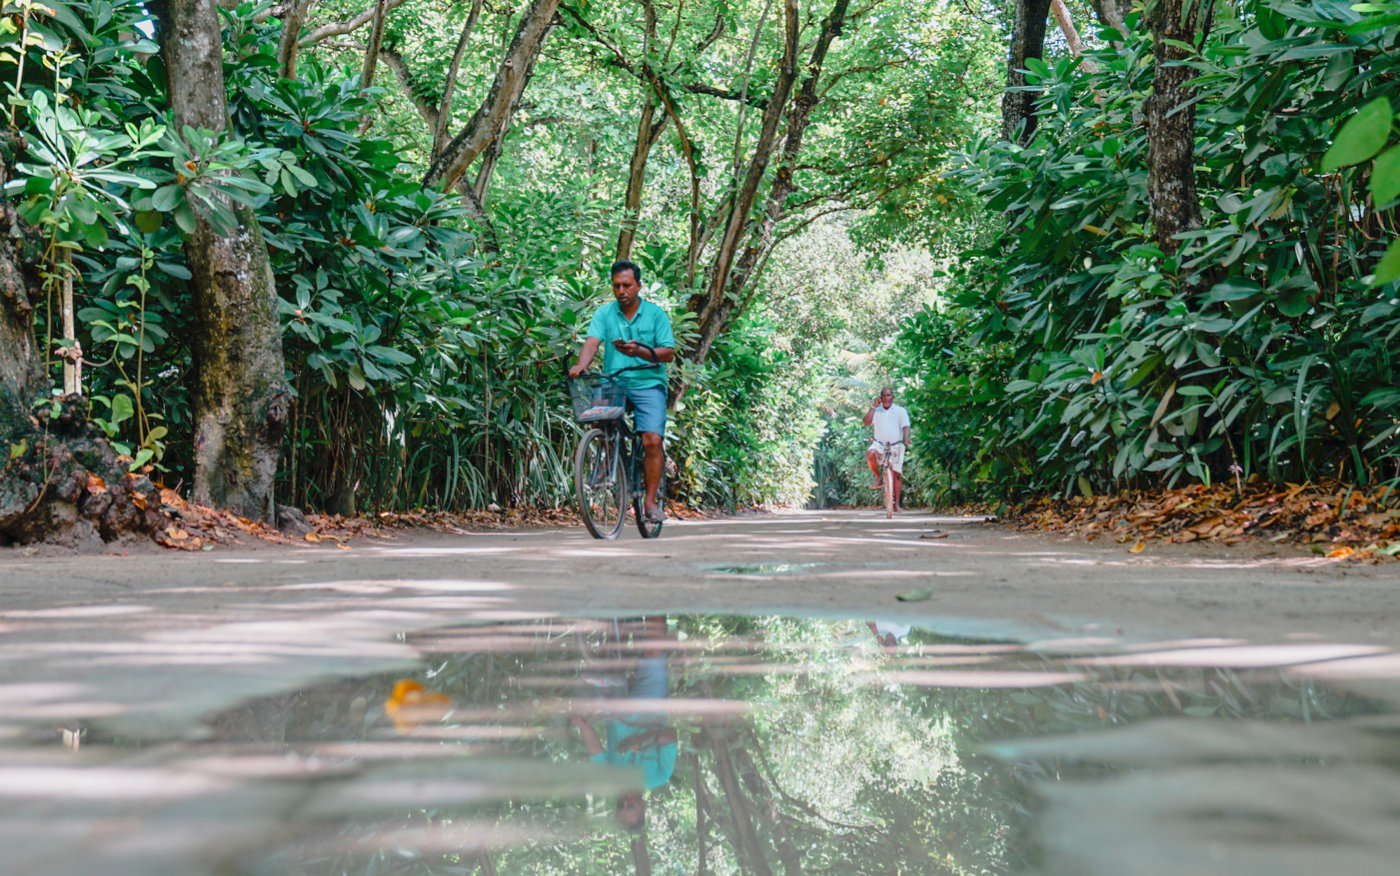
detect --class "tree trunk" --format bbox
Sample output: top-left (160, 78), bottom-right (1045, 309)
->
top-left (422, 0), bottom-right (561, 192)
top-left (158, 0), bottom-right (291, 523)
top-left (380, 46), bottom-right (502, 250)
top-left (616, 97), bottom-right (667, 260)
top-left (1002, 0), bottom-right (1053, 144)
top-left (686, 0), bottom-right (799, 332)
top-left (711, 732), bottom-right (773, 876)
top-left (630, 834), bottom-right (652, 876)
top-left (275, 0), bottom-right (313, 79)
top-left (1089, 0), bottom-right (1128, 34)
top-left (1051, 0), bottom-right (1098, 73)
top-left (0, 144), bottom-right (163, 546)
top-left (1146, 0), bottom-right (1210, 254)
top-left (434, 0), bottom-right (485, 160)
top-left (689, 0), bottom-right (849, 364)
top-left (471, 23), bottom-right (550, 206)
top-left (356, 0), bottom-right (391, 133)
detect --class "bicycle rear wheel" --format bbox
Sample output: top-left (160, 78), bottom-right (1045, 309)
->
top-left (634, 449), bottom-right (667, 539)
top-left (575, 427), bottom-right (626, 540)
top-left (883, 463), bottom-right (894, 518)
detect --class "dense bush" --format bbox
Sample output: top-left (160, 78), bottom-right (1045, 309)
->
top-left (901, 0), bottom-right (1400, 501)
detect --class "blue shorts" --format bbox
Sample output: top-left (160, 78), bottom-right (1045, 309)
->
top-left (626, 384), bottom-right (667, 436)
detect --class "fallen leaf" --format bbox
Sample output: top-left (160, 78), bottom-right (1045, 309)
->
top-left (896, 587), bottom-right (935, 602)
top-left (919, 532), bottom-right (948, 539)
top-left (86, 474), bottom-right (107, 495)
top-left (305, 532), bottom-right (323, 542)
top-left (1129, 541), bottom-right (1145, 553)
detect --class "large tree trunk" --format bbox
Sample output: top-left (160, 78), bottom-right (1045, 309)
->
top-left (381, 46), bottom-right (502, 250)
top-left (0, 138), bottom-right (163, 546)
top-left (1146, 0), bottom-right (1210, 254)
top-left (689, 0), bottom-right (849, 364)
top-left (422, 0), bottom-right (561, 192)
top-left (1002, 0), bottom-right (1053, 144)
top-left (158, 0), bottom-right (291, 523)
top-left (1089, 0), bottom-right (1128, 34)
top-left (686, 0), bottom-right (800, 339)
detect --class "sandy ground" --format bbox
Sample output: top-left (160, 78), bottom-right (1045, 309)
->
top-left (3, 509), bottom-right (1400, 735)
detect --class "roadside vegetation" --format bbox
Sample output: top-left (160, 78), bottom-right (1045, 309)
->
top-left (0, 0), bottom-right (1397, 548)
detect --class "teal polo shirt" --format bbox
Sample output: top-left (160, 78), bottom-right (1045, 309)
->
top-left (586, 299), bottom-right (675, 390)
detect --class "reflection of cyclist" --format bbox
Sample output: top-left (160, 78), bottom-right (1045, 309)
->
top-left (569, 616), bottom-right (677, 829)
top-left (863, 386), bottom-right (911, 511)
top-left (568, 260), bottom-right (675, 522)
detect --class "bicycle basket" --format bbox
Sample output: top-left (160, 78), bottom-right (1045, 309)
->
top-left (569, 374), bottom-right (627, 422)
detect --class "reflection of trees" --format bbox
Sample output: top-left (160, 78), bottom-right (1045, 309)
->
top-left (209, 617), bottom-right (1377, 876)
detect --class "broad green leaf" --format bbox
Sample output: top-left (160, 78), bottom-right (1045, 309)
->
top-left (1321, 97), bottom-right (1394, 170)
top-left (151, 185), bottom-right (181, 212)
top-left (1371, 145), bottom-right (1400, 205)
top-left (109, 394), bottom-right (135, 427)
top-left (1374, 239), bottom-right (1400, 286)
top-left (134, 210), bottom-right (162, 233)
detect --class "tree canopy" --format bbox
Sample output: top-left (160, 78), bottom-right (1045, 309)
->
top-left (0, 0), bottom-right (1397, 543)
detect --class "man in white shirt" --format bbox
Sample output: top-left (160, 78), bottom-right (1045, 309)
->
top-left (862, 386), bottom-right (911, 512)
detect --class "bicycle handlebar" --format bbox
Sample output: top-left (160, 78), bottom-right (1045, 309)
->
top-left (567, 362), bottom-right (660, 380)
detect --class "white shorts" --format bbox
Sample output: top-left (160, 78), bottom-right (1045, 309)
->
top-left (868, 441), bottom-right (905, 474)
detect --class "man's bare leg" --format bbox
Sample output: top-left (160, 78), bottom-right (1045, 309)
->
top-left (866, 449), bottom-right (883, 489)
top-left (642, 431), bottom-right (663, 516)
top-left (892, 471), bottom-right (903, 512)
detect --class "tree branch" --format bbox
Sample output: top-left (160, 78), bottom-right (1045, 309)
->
top-left (298, 0), bottom-right (410, 47)
top-left (435, 0), bottom-right (486, 159)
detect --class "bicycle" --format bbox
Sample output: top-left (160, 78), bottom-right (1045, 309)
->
top-left (567, 364), bottom-right (668, 540)
top-left (873, 440), bottom-right (903, 519)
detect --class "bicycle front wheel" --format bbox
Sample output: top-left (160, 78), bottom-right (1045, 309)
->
top-left (575, 427), bottom-right (627, 540)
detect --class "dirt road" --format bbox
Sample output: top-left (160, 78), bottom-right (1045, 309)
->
top-left (3, 510), bottom-right (1399, 735)
top-left (4, 510), bottom-right (1400, 876)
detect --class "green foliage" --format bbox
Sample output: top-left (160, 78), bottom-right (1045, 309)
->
top-left (900, 1), bottom-right (1400, 501)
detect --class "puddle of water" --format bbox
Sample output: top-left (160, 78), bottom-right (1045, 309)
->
top-left (709, 562), bottom-right (827, 574)
top-left (3, 616), bottom-right (1398, 876)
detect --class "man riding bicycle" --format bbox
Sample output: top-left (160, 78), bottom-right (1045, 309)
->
top-left (568, 260), bottom-right (675, 523)
top-left (863, 386), bottom-right (911, 512)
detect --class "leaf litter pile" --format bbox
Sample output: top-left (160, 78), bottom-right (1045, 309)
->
top-left (1001, 481), bottom-right (1400, 560)
top-left (152, 491), bottom-right (704, 551)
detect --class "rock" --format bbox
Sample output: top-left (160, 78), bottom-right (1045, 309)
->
top-left (276, 504), bottom-right (312, 536)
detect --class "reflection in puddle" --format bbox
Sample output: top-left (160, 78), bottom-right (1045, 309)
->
top-left (709, 562), bottom-right (827, 575)
top-left (4, 617), bottom-right (1399, 875)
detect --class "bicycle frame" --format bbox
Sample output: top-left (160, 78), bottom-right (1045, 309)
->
top-left (569, 364), bottom-right (667, 539)
top-left (875, 440), bottom-right (901, 518)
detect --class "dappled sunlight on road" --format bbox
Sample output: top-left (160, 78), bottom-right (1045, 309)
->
top-left (1073, 643), bottom-right (1389, 669)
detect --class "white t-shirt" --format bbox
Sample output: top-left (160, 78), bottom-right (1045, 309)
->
top-left (871, 403), bottom-right (910, 444)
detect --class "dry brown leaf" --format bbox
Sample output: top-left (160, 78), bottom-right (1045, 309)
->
top-left (1129, 541), bottom-right (1145, 553)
